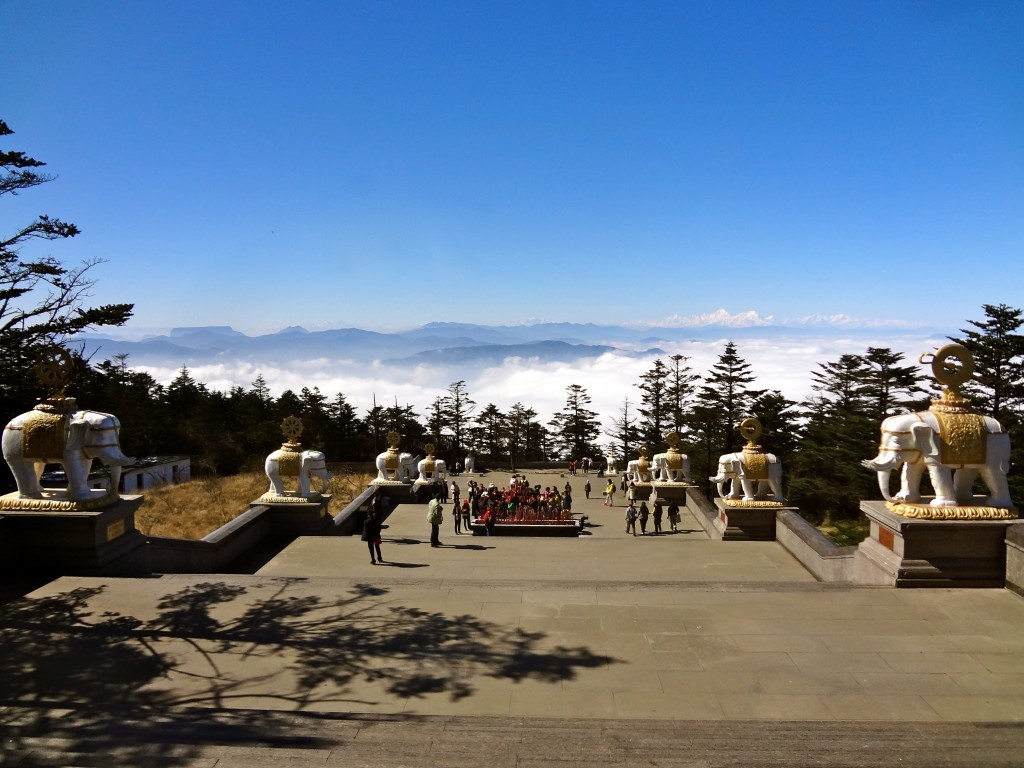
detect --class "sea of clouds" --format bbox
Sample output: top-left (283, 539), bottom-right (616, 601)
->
top-left (133, 331), bottom-right (949, 439)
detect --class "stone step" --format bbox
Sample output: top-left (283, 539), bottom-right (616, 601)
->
top-left (4, 709), bottom-right (1024, 767)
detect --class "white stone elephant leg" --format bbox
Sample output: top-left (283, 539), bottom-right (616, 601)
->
top-left (953, 468), bottom-right (979, 504)
top-left (768, 466), bottom-right (784, 502)
top-left (9, 460), bottom-right (45, 498)
top-left (266, 457), bottom-right (286, 495)
top-left (894, 462), bottom-right (924, 503)
top-left (926, 464), bottom-right (958, 507)
top-left (64, 455), bottom-right (94, 498)
top-left (978, 466), bottom-right (1012, 508)
top-left (739, 479), bottom-right (757, 501)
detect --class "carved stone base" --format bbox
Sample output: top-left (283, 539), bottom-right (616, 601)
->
top-left (0, 487), bottom-right (121, 512)
top-left (885, 501), bottom-right (1017, 520)
top-left (857, 500), bottom-right (1014, 587)
top-left (258, 492), bottom-right (323, 504)
top-left (0, 494), bottom-right (148, 575)
top-left (250, 494), bottom-right (333, 535)
top-left (713, 498), bottom-right (792, 541)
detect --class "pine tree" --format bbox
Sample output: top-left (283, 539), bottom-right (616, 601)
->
top-left (635, 359), bottom-right (668, 447)
top-left (950, 303), bottom-right (1024, 419)
top-left (860, 347), bottom-right (924, 422)
top-left (442, 380), bottom-right (475, 454)
top-left (0, 119), bottom-right (133, 416)
top-left (790, 354), bottom-right (878, 518)
top-left (506, 402), bottom-right (538, 468)
top-left (475, 404), bottom-right (507, 458)
top-left (664, 353), bottom-right (700, 437)
top-left (604, 398), bottom-right (642, 462)
top-left (548, 384), bottom-right (601, 460)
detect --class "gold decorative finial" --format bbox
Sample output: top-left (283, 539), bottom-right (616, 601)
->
top-left (386, 431), bottom-right (401, 450)
top-left (921, 343), bottom-right (975, 414)
top-left (35, 346), bottom-right (74, 398)
top-left (738, 418), bottom-right (762, 448)
top-left (281, 416), bottom-right (303, 443)
top-left (424, 442), bottom-right (436, 456)
top-left (664, 431), bottom-right (681, 450)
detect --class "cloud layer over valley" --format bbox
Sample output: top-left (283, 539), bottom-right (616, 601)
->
top-left (77, 321), bottom-right (951, 438)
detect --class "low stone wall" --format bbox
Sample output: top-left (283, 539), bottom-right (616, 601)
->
top-left (684, 488), bottom-right (722, 540)
top-left (148, 505), bottom-right (273, 573)
top-left (775, 510), bottom-right (857, 583)
top-left (686, 487), bottom-right (857, 583)
top-left (1006, 523), bottom-right (1024, 597)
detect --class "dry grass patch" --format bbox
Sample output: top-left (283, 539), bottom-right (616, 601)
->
top-left (136, 470), bottom-right (376, 540)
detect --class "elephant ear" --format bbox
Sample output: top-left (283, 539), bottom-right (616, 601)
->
top-left (911, 422), bottom-right (938, 456)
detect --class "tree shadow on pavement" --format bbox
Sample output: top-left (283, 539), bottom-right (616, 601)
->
top-left (0, 577), bottom-right (619, 765)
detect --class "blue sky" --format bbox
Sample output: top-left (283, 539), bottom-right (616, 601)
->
top-left (4, 1), bottom-right (1022, 335)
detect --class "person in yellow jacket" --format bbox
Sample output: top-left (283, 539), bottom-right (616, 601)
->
top-left (604, 480), bottom-right (616, 507)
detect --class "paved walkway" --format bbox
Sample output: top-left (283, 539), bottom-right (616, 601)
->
top-left (3, 469), bottom-right (1024, 766)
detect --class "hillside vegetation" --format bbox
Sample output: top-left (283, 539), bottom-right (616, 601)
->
top-left (136, 469), bottom-right (375, 540)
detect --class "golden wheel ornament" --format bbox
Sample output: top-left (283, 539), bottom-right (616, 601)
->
top-left (738, 418), bottom-right (763, 445)
top-left (929, 343), bottom-right (974, 393)
top-left (35, 346), bottom-right (74, 395)
top-left (280, 416), bottom-right (304, 443)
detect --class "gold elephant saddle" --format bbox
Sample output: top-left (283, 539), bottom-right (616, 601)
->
top-left (933, 411), bottom-right (987, 465)
top-left (21, 411), bottom-right (69, 460)
top-left (742, 447), bottom-right (769, 480)
top-left (277, 450), bottom-right (302, 476)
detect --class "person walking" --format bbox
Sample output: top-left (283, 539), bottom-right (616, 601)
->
top-left (638, 502), bottom-right (650, 535)
top-left (453, 498), bottom-right (462, 535)
top-left (427, 492), bottom-right (444, 547)
top-left (584, 479), bottom-right (592, 499)
top-left (668, 501), bottom-right (680, 532)
top-left (626, 481), bottom-right (636, 506)
top-left (362, 509), bottom-right (384, 564)
top-left (625, 502), bottom-right (638, 535)
top-left (653, 501), bottom-right (663, 534)
top-left (451, 480), bottom-right (460, 507)
top-left (604, 480), bottom-right (616, 507)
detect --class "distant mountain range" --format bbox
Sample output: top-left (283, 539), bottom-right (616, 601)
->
top-left (70, 321), bottom-right (948, 371)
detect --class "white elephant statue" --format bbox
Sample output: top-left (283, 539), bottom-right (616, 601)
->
top-left (710, 451), bottom-right (784, 502)
top-left (2, 408), bottom-right (134, 501)
top-left (374, 449), bottom-right (417, 482)
top-left (606, 454), bottom-right (617, 475)
top-left (265, 448), bottom-right (329, 498)
top-left (861, 411), bottom-right (1011, 508)
top-left (626, 457), bottom-right (653, 483)
top-left (415, 456), bottom-right (448, 485)
top-left (652, 451), bottom-right (692, 483)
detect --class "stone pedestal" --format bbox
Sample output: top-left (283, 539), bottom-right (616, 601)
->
top-left (650, 483), bottom-right (689, 507)
top-left (856, 500), bottom-right (1016, 588)
top-left (249, 494), bottom-right (333, 535)
top-left (713, 498), bottom-right (789, 541)
top-left (0, 494), bottom-right (148, 575)
top-left (629, 482), bottom-right (654, 503)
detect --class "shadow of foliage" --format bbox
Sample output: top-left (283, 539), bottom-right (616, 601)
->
top-left (0, 577), bottom-right (619, 766)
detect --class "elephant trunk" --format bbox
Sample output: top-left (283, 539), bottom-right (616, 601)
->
top-left (876, 469), bottom-right (894, 501)
top-left (92, 445), bottom-right (134, 467)
top-left (860, 452), bottom-right (898, 474)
